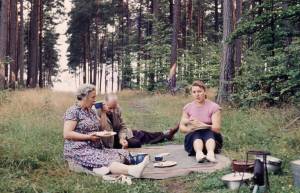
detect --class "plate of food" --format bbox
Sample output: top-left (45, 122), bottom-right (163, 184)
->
top-left (153, 161), bottom-right (177, 168)
top-left (95, 131), bottom-right (117, 137)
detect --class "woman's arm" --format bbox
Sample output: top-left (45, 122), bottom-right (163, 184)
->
top-left (179, 112), bottom-right (194, 133)
top-left (63, 120), bottom-right (99, 141)
top-left (211, 110), bottom-right (221, 133)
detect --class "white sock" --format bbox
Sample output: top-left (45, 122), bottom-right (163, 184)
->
top-left (196, 151), bottom-right (205, 162)
top-left (128, 155), bottom-right (150, 178)
top-left (206, 151), bottom-right (216, 162)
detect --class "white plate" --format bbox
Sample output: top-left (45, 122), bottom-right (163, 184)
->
top-left (153, 161), bottom-right (177, 168)
top-left (95, 131), bottom-right (117, 137)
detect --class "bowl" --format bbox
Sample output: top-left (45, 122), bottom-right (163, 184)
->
top-left (154, 155), bottom-right (164, 162)
top-left (129, 153), bottom-right (148, 165)
top-left (232, 160), bottom-right (255, 173)
top-left (222, 172), bottom-right (253, 190)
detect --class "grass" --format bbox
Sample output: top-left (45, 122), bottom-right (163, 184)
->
top-left (0, 89), bottom-right (300, 193)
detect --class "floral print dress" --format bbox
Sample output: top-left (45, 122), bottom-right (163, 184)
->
top-left (63, 104), bottom-right (129, 168)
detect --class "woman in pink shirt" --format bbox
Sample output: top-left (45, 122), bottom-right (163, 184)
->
top-left (179, 80), bottom-right (222, 163)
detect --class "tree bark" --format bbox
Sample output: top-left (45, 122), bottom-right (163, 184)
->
top-left (8, 0), bottom-right (18, 88)
top-left (111, 33), bottom-right (114, 92)
top-left (87, 26), bottom-right (92, 84)
top-left (38, 0), bottom-right (43, 88)
top-left (168, 0), bottom-right (179, 94)
top-left (82, 33), bottom-right (87, 83)
top-left (99, 37), bottom-right (105, 93)
top-left (121, 0), bottom-right (132, 89)
top-left (94, 17), bottom-right (99, 86)
top-left (217, 0), bottom-right (234, 104)
top-left (0, 0), bottom-right (9, 89)
top-left (197, 1), bottom-right (204, 41)
top-left (214, 0), bottom-right (219, 42)
top-left (27, 0), bottom-right (40, 88)
top-left (18, 0), bottom-right (25, 87)
top-left (169, 0), bottom-right (173, 24)
top-left (136, 0), bottom-right (143, 88)
top-left (234, 0), bottom-right (242, 72)
top-left (181, 0), bottom-right (187, 50)
top-left (187, 0), bottom-right (192, 28)
top-left (247, 0), bottom-right (254, 48)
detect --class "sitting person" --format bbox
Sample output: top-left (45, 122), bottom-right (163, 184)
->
top-left (63, 84), bottom-right (149, 178)
top-left (179, 80), bottom-right (223, 163)
top-left (97, 93), bottom-right (179, 149)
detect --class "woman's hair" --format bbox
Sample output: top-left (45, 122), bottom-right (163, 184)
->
top-left (76, 84), bottom-right (96, 101)
top-left (191, 80), bottom-right (207, 91)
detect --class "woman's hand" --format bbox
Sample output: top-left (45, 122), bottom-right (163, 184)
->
top-left (89, 132), bottom-right (102, 142)
top-left (190, 119), bottom-right (210, 128)
top-left (119, 139), bottom-right (128, 149)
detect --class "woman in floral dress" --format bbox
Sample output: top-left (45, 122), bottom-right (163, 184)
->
top-left (63, 84), bottom-right (149, 178)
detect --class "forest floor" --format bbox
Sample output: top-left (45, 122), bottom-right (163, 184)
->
top-left (1, 89), bottom-right (300, 193)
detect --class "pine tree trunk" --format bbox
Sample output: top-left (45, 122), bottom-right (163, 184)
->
top-left (214, 0), bottom-right (219, 42)
top-left (181, 0), bottom-right (187, 50)
top-left (38, 0), bottom-right (43, 88)
top-left (87, 27), bottom-right (92, 84)
top-left (270, 0), bottom-right (275, 57)
top-left (18, 0), bottom-right (25, 87)
top-left (234, 0), bottom-right (242, 72)
top-left (99, 37), bottom-right (104, 93)
top-left (111, 34), bottom-right (114, 92)
top-left (0, 0), bottom-right (9, 89)
top-left (187, 0), bottom-right (192, 28)
top-left (105, 65), bottom-right (107, 93)
top-left (197, 1), bottom-right (204, 41)
top-left (82, 34), bottom-right (87, 83)
top-left (27, 0), bottom-right (40, 88)
top-left (117, 54), bottom-right (120, 91)
top-left (168, 0), bottom-right (179, 94)
top-left (247, 0), bottom-right (254, 48)
top-left (121, 0), bottom-right (131, 89)
top-left (94, 18), bottom-right (99, 86)
top-left (282, 2), bottom-right (292, 68)
top-left (169, 0), bottom-right (173, 24)
top-left (136, 0), bottom-right (142, 88)
top-left (217, 0), bottom-right (234, 104)
top-left (8, 0), bottom-right (18, 88)
top-left (146, 0), bottom-right (155, 91)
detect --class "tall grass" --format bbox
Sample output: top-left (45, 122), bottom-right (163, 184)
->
top-left (0, 89), bottom-right (299, 193)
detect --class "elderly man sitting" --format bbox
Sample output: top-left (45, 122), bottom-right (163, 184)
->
top-left (97, 93), bottom-right (179, 149)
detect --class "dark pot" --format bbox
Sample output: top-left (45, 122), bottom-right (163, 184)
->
top-left (232, 160), bottom-right (255, 173)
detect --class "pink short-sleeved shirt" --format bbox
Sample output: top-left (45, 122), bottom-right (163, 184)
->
top-left (183, 100), bottom-right (221, 125)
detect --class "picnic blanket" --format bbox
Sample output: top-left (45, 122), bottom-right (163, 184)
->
top-left (129, 145), bottom-right (231, 179)
top-left (68, 145), bottom-right (231, 180)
